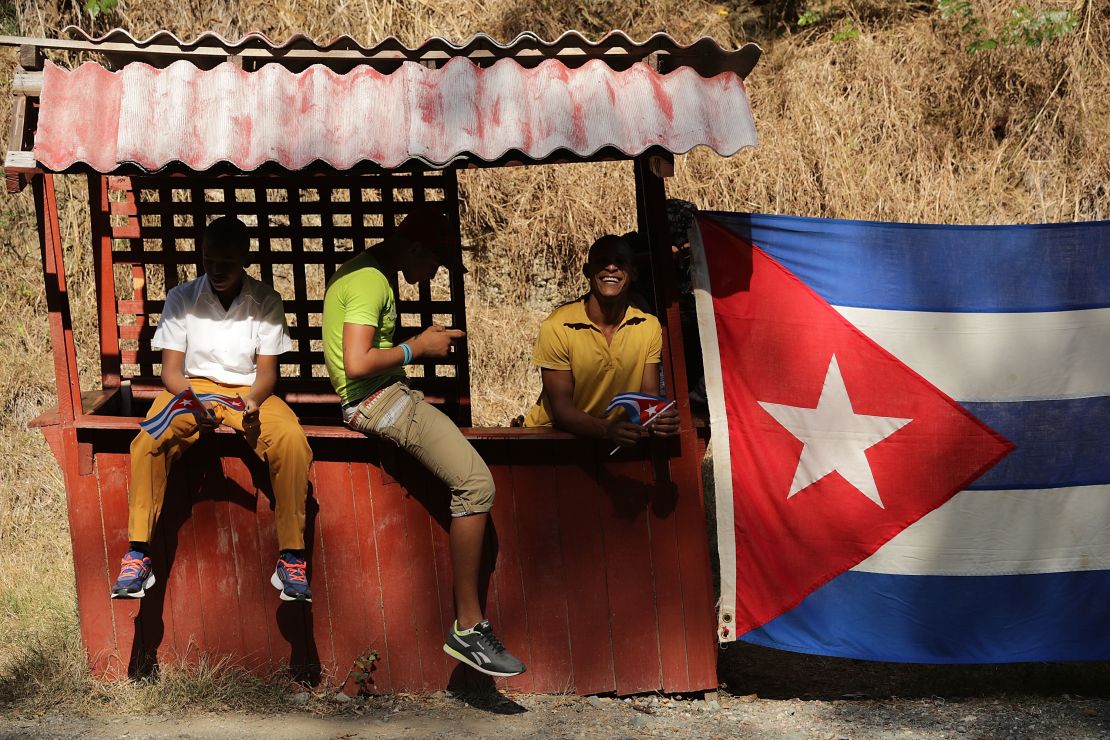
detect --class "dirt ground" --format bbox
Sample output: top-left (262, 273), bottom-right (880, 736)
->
top-left (3, 644), bottom-right (1107, 739)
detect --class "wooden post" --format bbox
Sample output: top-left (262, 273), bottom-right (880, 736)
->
top-left (34, 173), bottom-right (83, 423)
top-left (90, 175), bottom-right (122, 388)
top-left (441, 168), bottom-right (472, 426)
top-left (633, 154), bottom-right (719, 692)
top-left (634, 154), bottom-right (687, 412)
top-left (5, 95), bottom-right (28, 193)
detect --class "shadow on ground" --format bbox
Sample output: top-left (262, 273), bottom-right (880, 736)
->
top-left (720, 642), bottom-right (1110, 700)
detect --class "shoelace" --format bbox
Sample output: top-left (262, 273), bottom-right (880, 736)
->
top-left (119, 557), bottom-right (146, 579)
top-left (476, 623), bottom-right (507, 654)
top-left (281, 559), bottom-right (307, 583)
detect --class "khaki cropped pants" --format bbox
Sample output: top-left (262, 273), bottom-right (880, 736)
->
top-left (129, 379), bottom-right (312, 551)
top-left (344, 382), bottom-right (494, 517)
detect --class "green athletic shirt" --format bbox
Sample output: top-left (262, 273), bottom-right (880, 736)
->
top-left (322, 251), bottom-right (405, 405)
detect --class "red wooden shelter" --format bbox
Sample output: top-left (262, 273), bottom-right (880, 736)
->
top-left (3, 27), bottom-right (759, 695)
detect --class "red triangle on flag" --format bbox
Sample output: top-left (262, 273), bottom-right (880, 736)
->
top-left (695, 216), bottom-right (1014, 637)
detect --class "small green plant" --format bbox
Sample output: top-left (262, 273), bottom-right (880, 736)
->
top-left (83, 0), bottom-right (119, 18)
top-left (797, 4), bottom-right (861, 43)
top-left (798, 7), bottom-right (825, 26)
top-left (349, 648), bottom-right (380, 694)
top-left (937, 1), bottom-right (1078, 53)
top-left (832, 23), bottom-right (861, 42)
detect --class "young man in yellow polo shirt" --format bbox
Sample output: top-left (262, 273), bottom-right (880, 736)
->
top-left (524, 233), bottom-right (680, 445)
top-left (322, 206), bottom-right (525, 678)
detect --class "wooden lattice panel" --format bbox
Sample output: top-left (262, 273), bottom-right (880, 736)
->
top-left (95, 171), bottom-right (470, 423)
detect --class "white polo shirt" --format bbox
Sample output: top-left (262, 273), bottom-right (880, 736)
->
top-left (152, 274), bottom-right (292, 386)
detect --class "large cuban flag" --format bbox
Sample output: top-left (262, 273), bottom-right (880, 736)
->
top-left (692, 212), bottom-right (1110, 663)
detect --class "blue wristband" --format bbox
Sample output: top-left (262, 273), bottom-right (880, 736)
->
top-left (399, 343), bottom-right (412, 366)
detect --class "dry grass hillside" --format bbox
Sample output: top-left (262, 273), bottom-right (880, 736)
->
top-left (0, 0), bottom-right (1107, 711)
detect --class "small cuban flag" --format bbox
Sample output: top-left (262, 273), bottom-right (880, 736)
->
top-left (605, 392), bottom-right (676, 427)
top-left (197, 392), bottom-right (248, 413)
top-left (139, 389), bottom-right (247, 439)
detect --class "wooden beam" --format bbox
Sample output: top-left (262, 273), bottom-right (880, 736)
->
top-left (649, 153), bottom-right (675, 179)
top-left (5, 173), bottom-right (25, 193)
top-left (17, 43), bottom-right (43, 70)
top-left (11, 69), bottom-right (41, 95)
top-left (5, 150), bottom-right (35, 169)
top-left (5, 95), bottom-right (29, 193)
top-left (6, 96), bottom-right (27, 149)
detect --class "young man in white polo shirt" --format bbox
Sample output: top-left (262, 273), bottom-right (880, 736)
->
top-left (111, 216), bottom-right (314, 602)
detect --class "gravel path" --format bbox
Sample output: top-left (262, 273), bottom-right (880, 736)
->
top-left (2, 645), bottom-right (1106, 738)
top-left (1, 692), bottom-right (1106, 739)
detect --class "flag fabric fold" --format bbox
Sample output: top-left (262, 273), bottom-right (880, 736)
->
top-left (693, 211), bottom-right (1110, 663)
top-left (197, 392), bottom-right (248, 413)
top-left (139, 389), bottom-right (246, 439)
top-left (605, 391), bottom-right (675, 426)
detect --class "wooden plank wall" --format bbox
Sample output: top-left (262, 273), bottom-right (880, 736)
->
top-left (72, 435), bottom-right (717, 695)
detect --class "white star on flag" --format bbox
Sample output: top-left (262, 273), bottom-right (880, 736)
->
top-left (757, 355), bottom-right (912, 508)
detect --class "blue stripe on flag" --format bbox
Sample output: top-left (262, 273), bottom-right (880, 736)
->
top-left (139, 405), bottom-right (175, 438)
top-left (964, 396), bottom-right (1110, 490)
top-left (741, 569), bottom-right (1110, 663)
top-left (706, 212), bottom-right (1110, 312)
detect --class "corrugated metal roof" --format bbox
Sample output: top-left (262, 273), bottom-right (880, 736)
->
top-left (61, 27), bottom-right (761, 77)
top-left (33, 57), bottom-right (757, 173)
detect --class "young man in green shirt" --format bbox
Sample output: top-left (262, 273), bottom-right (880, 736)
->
top-left (322, 207), bottom-right (525, 678)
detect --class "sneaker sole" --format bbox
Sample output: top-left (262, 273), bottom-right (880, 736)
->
top-left (270, 571), bottom-right (312, 603)
top-left (442, 644), bottom-right (525, 677)
top-left (111, 573), bottom-right (155, 599)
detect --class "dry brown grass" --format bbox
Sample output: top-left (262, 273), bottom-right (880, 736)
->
top-left (0, 0), bottom-right (1107, 711)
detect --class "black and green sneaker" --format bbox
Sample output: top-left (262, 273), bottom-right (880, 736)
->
top-left (443, 619), bottom-right (526, 677)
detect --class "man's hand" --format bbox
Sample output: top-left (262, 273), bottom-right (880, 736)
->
top-left (412, 325), bottom-right (466, 359)
top-left (606, 419), bottom-right (643, 447)
top-left (241, 396), bottom-right (261, 441)
top-left (650, 406), bottom-right (680, 437)
top-left (242, 396), bottom-right (261, 424)
top-left (194, 401), bottom-right (220, 433)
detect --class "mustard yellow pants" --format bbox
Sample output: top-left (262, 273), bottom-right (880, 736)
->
top-left (129, 379), bottom-right (312, 551)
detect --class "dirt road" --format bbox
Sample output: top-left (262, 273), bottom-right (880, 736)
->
top-left (2, 645), bottom-right (1107, 738)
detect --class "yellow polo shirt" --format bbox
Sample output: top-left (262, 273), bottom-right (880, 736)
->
top-left (523, 299), bottom-right (662, 427)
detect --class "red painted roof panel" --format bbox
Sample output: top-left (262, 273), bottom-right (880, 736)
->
top-left (34, 58), bottom-right (757, 173)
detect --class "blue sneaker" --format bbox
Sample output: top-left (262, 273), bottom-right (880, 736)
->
top-left (111, 550), bottom-right (155, 599)
top-left (270, 552), bottom-right (312, 602)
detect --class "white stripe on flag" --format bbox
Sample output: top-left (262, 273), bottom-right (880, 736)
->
top-left (690, 222), bottom-right (738, 640)
top-left (833, 306), bottom-right (1110, 402)
top-left (140, 408), bottom-right (174, 438)
top-left (853, 484), bottom-right (1110, 576)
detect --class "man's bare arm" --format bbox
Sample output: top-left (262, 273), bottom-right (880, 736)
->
top-left (640, 362), bottom-right (679, 436)
top-left (342, 322), bottom-right (464, 380)
top-left (243, 353), bottom-right (279, 415)
top-left (542, 368), bottom-right (641, 447)
top-left (159, 349), bottom-right (192, 395)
